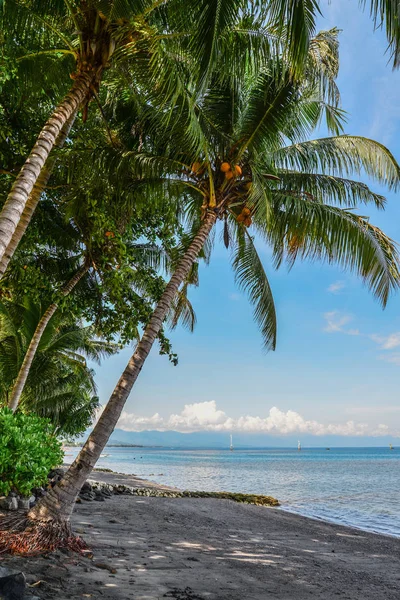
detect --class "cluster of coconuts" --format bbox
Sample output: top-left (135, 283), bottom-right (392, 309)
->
top-left (190, 160), bottom-right (253, 225)
top-left (220, 162), bottom-right (253, 226)
top-left (237, 206), bottom-right (252, 226)
top-left (220, 162), bottom-right (242, 179)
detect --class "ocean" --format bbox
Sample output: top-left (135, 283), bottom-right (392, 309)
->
top-left (65, 446), bottom-right (400, 537)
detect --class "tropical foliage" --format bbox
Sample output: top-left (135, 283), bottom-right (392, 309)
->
top-left (0, 408), bottom-right (63, 497)
top-left (0, 298), bottom-right (115, 435)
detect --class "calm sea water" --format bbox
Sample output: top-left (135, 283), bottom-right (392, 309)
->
top-left (66, 446), bottom-right (400, 537)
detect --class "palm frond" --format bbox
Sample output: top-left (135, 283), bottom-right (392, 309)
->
top-left (273, 136), bottom-right (400, 190)
top-left (277, 171), bottom-right (387, 209)
top-left (265, 0), bottom-right (320, 74)
top-left (360, 0), bottom-right (400, 68)
top-left (262, 193), bottom-right (400, 307)
top-left (231, 224), bottom-right (277, 350)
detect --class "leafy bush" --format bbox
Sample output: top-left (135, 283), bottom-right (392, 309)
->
top-left (0, 408), bottom-right (64, 497)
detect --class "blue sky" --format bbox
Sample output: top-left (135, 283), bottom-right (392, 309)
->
top-left (92, 1), bottom-right (400, 443)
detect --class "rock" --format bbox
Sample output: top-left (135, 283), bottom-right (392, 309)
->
top-left (80, 482), bottom-right (92, 494)
top-left (94, 495), bottom-right (105, 502)
top-left (0, 566), bottom-right (26, 600)
top-left (80, 494), bottom-right (94, 502)
top-left (0, 497), bottom-right (18, 511)
top-left (32, 487), bottom-right (45, 498)
top-left (18, 497), bottom-right (30, 510)
top-left (29, 495), bottom-right (36, 508)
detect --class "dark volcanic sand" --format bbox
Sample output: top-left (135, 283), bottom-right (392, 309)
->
top-left (2, 489), bottom-right (400, 600)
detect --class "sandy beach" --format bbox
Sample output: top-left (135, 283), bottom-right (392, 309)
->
top-left (1, 470), bottom-right (400, 599)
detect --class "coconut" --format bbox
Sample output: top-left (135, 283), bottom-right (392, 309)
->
top-left (220, 162), bottom-right (231, 172)
top-left (225, 170), bottom-right (234, 180)
top-left (237, 214), bottom-right (245, 222)
top-left (242, 207), bottom-right (251, 216)
top-left (234, 165), bottom-right (242, 176)
top-left (191, 162), bottom-right (202, 173)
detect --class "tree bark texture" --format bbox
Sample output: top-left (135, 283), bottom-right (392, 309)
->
top-left (0, 74), bottom-right (92, 263)
top-left (29, 211), bottom-right (217, 523)
top-left (0, 111), bottom-right (78, 278)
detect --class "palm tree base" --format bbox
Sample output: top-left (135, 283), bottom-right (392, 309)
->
top-left (0, 512), bottom-right (87, 556)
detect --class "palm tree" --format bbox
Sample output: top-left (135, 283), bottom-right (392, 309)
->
top-left (2, 0), bottom-right (400, 274)
top-left (7, 261), bottom-right (91, 412)
top-left (22, 32), bottom-right (400, 544)
top-left (3, 135), bottom-right (201, 412)
top-left (0, 0), bottom-right (303, 270)
top-left (0, 112), bottom-right (77, 278)
top-left (0, 297), bottom-right (115, 436)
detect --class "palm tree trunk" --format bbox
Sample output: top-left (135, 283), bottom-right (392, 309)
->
top-left (29, 211), bottom-right (217, 524)
top-left (0, 73), bottom-right (92, 264)
top-left (0, 112), bottom-right (77, 279)
top-left (8, 263), bottom-right (90, 412)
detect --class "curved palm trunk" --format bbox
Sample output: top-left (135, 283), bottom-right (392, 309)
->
top-left (8, 263), bottom-right (90, 412)
top-left (29, 211), bottom-right (217, 523)
top-left (0, 112), bottom-right (78, 279)
top-left (0, 73), bottom-right (92, 264)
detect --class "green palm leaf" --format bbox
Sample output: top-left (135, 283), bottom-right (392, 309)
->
top-left (231, 225), bottom-right (277, 350)
top-left (277, 171), bottom-right (387, 209)
top-left (263, 193), bottom-right (400, 307)
top-left (273, 136), bottom-right (400, 189)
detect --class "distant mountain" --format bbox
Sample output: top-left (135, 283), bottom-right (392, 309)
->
top-left (106, 429), bottom-right (398, 448)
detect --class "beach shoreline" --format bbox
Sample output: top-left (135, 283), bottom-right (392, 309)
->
top-left (2, 469), bottom-right (400, 599)
top-left (88, 466), bottom-right (400, 540)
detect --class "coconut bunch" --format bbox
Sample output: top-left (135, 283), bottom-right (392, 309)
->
top-left (190, 159), bottom-right (255, 227)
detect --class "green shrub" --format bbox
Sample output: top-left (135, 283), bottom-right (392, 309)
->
top-left (0, 408), bottom-right (64, 497)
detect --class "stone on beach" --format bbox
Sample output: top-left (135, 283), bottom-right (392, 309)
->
top-left (0, 497), bottom-right (18, 511)
top-left (0, 567), bottom-right (26, 600)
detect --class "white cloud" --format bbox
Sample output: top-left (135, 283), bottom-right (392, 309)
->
top-left (323, 311), bottom-right (359, 336)
top-left (116, 401), bottom-right (396, 437)
top-left (327, 281), bottom-right (345, 294)
top-left (322, 315), bottom-right (400, 364)
top-left (370, 333), bottom-right (400, 350)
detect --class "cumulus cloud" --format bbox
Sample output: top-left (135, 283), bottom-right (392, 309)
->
top-left (323, 311), bottom-right (359, 336)
top-left (327, 281), bottom-right (345, 294)
top-left (116, 401), bottom-right (393, 437)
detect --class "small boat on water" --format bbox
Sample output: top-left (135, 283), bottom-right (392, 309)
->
top-left (389, 443), bottom-right (394, 451)
top-left (297, 440), bottom-right (301, 451)
top-left (100, 453), bottom-right (109, 458)
top-left (230, 434), bottom-right (234, 452)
